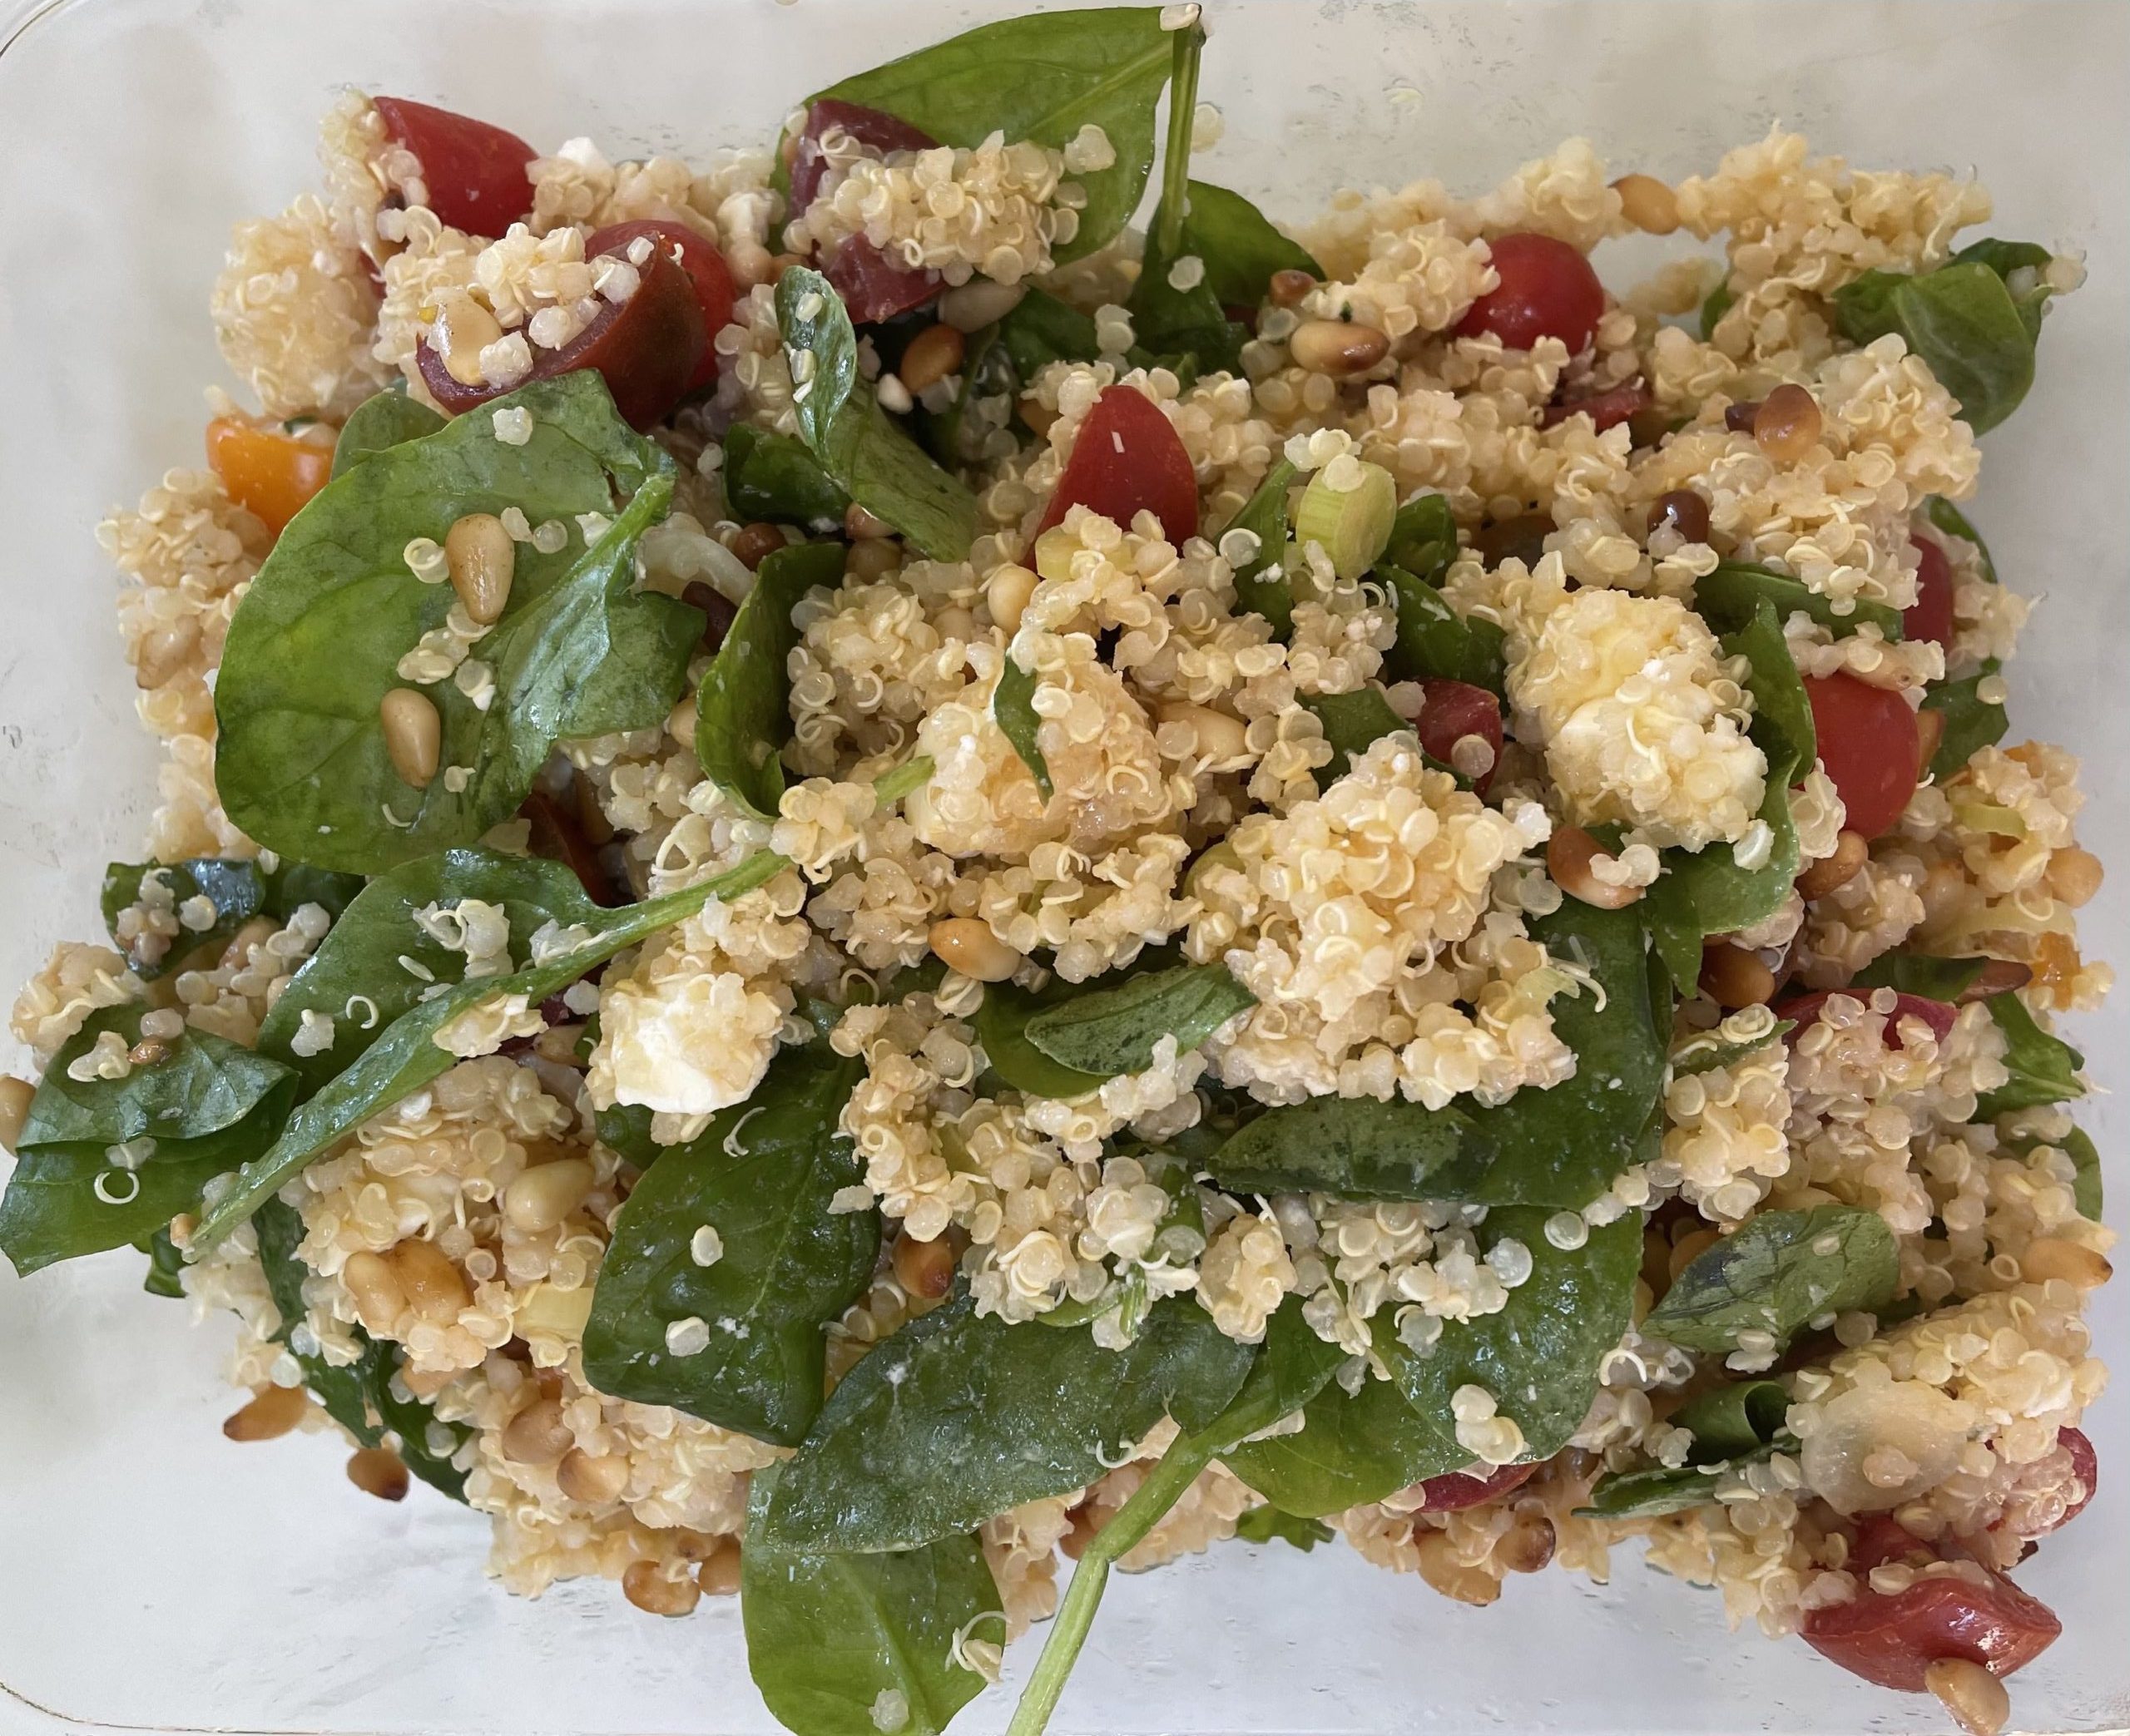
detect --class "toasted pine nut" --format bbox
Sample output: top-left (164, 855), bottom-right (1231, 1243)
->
top-left (1495, 1511), bottom-right (1557, 1574)
top-left (844, 502), bottom-right (893, 541)
top-left (533, 1022), bottom-right (589, 1066)
top-left (898, 324), bottom-right (967, 396)
top-left (400, 1364), bottom-right (456, 1400)
top-left (503, 1156), bottom-right (595, 1234)
top-left (221, 916), bottom-right (278, 969)
top-left (985, 563), bottom-right (1039, 633)
top-left (347, 1445), bottom-right (410, 1501)
top-left (557, 1447), bottom-right (631, 1505)
top-left (1547, 826), bottom-right (1643, 910)
top-left (1157, 700), bottom-right (1249, 764)
top-left (938, 278), bottom-right (1028, 332)
top-left (696, 1540), bottom-right (745, 1596)
top-left (1668, 1228), bottom-right (1721, 1283)
top-left (1924, 1657), bottom-right (2010, 1736)
top-left (501, 1396), bottom-right (575, 1465)
top-left (1019, 396), bottom-right (1060, 438)
top-left (126, 1037), bottom-right (171, 1068)
top-left (1958, 957), bottom-right (2033, 1002)
top-left (933, 605), bottom-right (976, 643)
top-left (1611, 174), bottom-right (1681, 235)
top-left (1700, 941), bottom-right (1777, 1009)
top-left (1753, 383), bottom-right (1822, 463)
top-left (379, 687), bottom-right (441, 789)
top-left (433, 291), bottom-right (503, 388)
top-left (389, 1239), bottom-right (470, 1321)
top-left (729, 522), bottom-right (785, 570)
top-left (341, 1250), bottom-right (408, 1332)
top-left (929, 917), bottom-right (1023, 982)
top-left (223, 1383), bottom-right (311, 1442)
top-left (444, 512), bottom-right (516, 625)
top-left (845, 538), bottom-right (902, 581)
top-left (622, 1559), bottom-right (701, 1617)
top-left (2019, 1238), bottom-right (2111, 1290)
top-left (1915, 705), bottom-right (1946, 778)
top-left (2046, 845), bottom-right (2104, 908)
top-left (1796, 830), bottom-right (1869, 901)
top-left (1267, 268), bottom-right (1317, 308)
top-left (1413, 1528), bottom-right (1501, 1606)
top-left (1647, 489), bottom-right (1710, 542)
top-left (1289, 318), bottom-right (1390, 376)
top-left (891, 1232), bottom-right (958, 1302)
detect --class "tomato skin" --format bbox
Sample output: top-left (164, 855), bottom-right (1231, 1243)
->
top-left (790, 99), bottom-right (938, 210)
top-left (204, 418), bottom-right (333, 537)
top-left (1776, 989), bottom-right (1958, 1049)
top-left (1540, 376), bottom-right (1650, 432)
top-left (585, 220), bottom-right (736, 389)
top-left (1802, 672), bottom-right (1920, 839)
top-left (1458, 233), bottom-right (1606, 354)
top-left (825, 235), bottom-right (944, 326)
top-left (1905, 534), bottom-right (1956, 649)
top-left (1033, 386), bottom-right (1200, 545)
top-left (372, 96), bottom-right (536, 239)
top-left (1415, 679), bottom-right (1503, 794)
top-left (2058, 1427), bottom-right (2098, 1528)
top-left (1411, 1462), bottom-right (1535, 1513)
top-left (1803, 1565), bottom-right (2062, 1690)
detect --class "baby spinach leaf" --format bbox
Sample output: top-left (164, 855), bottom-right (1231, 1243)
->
top-left (1222, 1374), bottom-right (1459, 1518)
top-left (1125, 22), bottom-right (1232, 372)
top-left (330, 389), bottom-right (445, 477)
top-left (1193, 1295), bottom-right (1348, 1452)
top-left (1925, 497), bottom-right (1999, 583)
top-left (191, 849), bottom-right (790, 1251)
top-left (996, 287), bottom-right (1106, 374)
top-left (1383, 492), bottom-right (1460, 587)
top-left (1300, 688), bottom-right (1409, 785)
top-left (1221, 460), bottom-right (1297, 636)
top-left (973, 979), bottom-right (1109, 1100)
top-left (696, 541), bottom-right (845, 821)
top-left (1850, 950), bottom-right (1989, 1001)
top-left (1974, 992), bottom-right (2085, 1119)
top-left (216, 372), bottom-right (699, 872)
top-left (1693, 561), bottom-right (1905, 641)
top-left (0, 1006), bottom-right (297, 1277)
top-left (722, 423), bottom-right (852, 527)
top-left (1164, 182), bottom-right (1320, 314)
top-left (592, 1099), bottom-right (660, 1167)
top-left (582, 1044), bottom-right (877, 1447)
top-left (138, 1224), bottom-right (186, 1297)
top-left (1671, 1019), bottom-right (1795, 1077)
top-left (1923, 668), bottom-right (2009, 779)
top-left (1132, 156), bottom-right (1315, 373)
top-left (1673, 1378), bottom-right (1791, 1460)
top-left (1209, 1096), bottom-right (1490, 1202)
top-left (800, 7), bottom-right (1174, 265)
top-left (2058, 1125), bottom-right (2103, 1221)
top-left (992, 653), bottom-right (1054, 800)
top-left (1381, 564), bottom-right (1507, 694)
top-left (1232, 1506), bottom-right (1333, 1551)
top-left (99, 857), bottom-right (363, 980)
top-left (777, 268), bottom-right (977, 561)
top-left (1577, 1444), bottom-right (1785, 1521)
top-left (252, 1196), bottom-right (470, 1500)
top-left (1699, 279), bottom-right (1736, 342)
top-left (765, 1293), bottom-right (1255, 1552)
top-left (1643, 1204), bottom-right (1897, 1353)
top-left (1021, 956), bottom-right (1254, 1079)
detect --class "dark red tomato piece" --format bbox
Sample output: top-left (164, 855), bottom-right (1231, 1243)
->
top-left (1416, 678), bottom-right (1503, 795)
top-left (373, 96), bottom-right (536, 239)
top-left (1850, 1513), bottom-right (1929, 1575)
top-left (586, 220), bottom-right (736, 390)
top-left (1458, 232), bottom-right (1606, 354)
top-left (789, 99), bottom-right (939, 211)
top-left (2000, 1427), bottom-right (2098, 1539)
top-left (1540, 376), bottom-right (1650, 432)
top-left (418, 245), bottom-right (706, 431)
top-left (1412, 1462), bottom-right (1536, 1513)
top-left (1776, 989), bottom-right (1959, 1049)
top-left (824, 235), bottom-right (944, 326)
top-left (1033, 386), bottom-right (1199, 544)
top-left (1803, 1564), bottom-right (2062, 1690)
top-left (1905, 534), bottom-right (1956, 649)
top-left (1803, 672), bottom-right (1920, 839)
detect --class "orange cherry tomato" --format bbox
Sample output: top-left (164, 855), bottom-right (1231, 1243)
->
top-left (1033, 386), bottom-right (1199, 544)
top-left (1802, 672), bottom-right (1920, 839)
top-left (205, 418), bottom-right (334, 536)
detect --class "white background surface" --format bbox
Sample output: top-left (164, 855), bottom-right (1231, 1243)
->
top-left (0, 0), bottom-right (2124, 1731)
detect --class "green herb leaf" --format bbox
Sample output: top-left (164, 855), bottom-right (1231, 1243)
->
top-left (330, 389), bottom-right (446, 477)
top-left (1020, 956), bottom-right (1254, 1080)
top-left (972, 979), bottom-right (1110, 1100)
top-left (778, 268), bottom-right (978, 561)
top-left (1922, 666), bottom-right (2009, 779)
top-left (1381, 563), bottom-right (1507, 694)
top-left (722, 423), bottom-right (852, 527)
top-left (1577, 1446), bottom-right (1783, 1521)
top-left (1300, 688), bottom-right (1409, 786)
top-left (1232, 1506), bottom-right (1333, 1551)
top-left (1974, 992), bottom-right (2085, 1119)
top-left (98, 857), bottom-right (364, 980)
top-left (1191, 1295), bottom-right (1348, 1453)
top-left (1925, 497), bottom-right (1999, 583)
top-left (216, 373), bottom-right (698, 873)
top-left (1850, 951), bottom-right (1990, 1001)
top-left (138, 1224), bottom-right (186, 1297)
top-left (1673, 1379), bottom-right (1791, 1460)
top-left (1699, 280), bottom-right (1736, 342)
top-left (1693, 561), bottom-right (1905, 641)
top-left (1221, 460), bottom-right (1297, 636)
top-left (1642, 1204), bottom-right (1897, 1353)
top-left (764, 1293), bottom-right (1256, 1552)
top-left (1382, 492), bottom-right (1460, 585)
top-left (995, 288), bottom-right (1106, 373)
top-left (0, 1006), bottom-right (298, 1276)
top-left (1671, 1019), bottom-right (1795, 1077)
top-left (2060, 1125), bottom-right (2103, 1221)
top-left (1222, 1373), bottom-right (1459, 1518)
top-left (993, 653), bottom-right (1054, 800)
top-left (582, 1045), bottom-right (875, 1446)
top-left (1133, 178), bottom-right (1316, 374)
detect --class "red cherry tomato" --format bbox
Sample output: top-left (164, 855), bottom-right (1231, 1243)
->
top-left (1540, 376), bottom-right (1650, 432)
top-left (586, 220), bottom-right (736, 390)
top-left (1803, 1558), bottom-right (2062, 1690)
top-left (372, 96), bottom-right (536, 239)
top-left (1905, 534), bottom-right (1956, 649)
top-left (825, 235), bottom-right (944, 326)
top-left (1411, 1462), bottom-right (1536, 1513)
top-left (1458, 232), bottom-right (1606, 354)
top-left (1415, 679), bottom-right (1503, 795)
top-left (1776, 989), bottom-right (1959, 1049)
top-left (417, 245), bottom-right (706, 431)
top-left (1802, 672), bottom-right (1920, 839)
top-left (790, 99), bottom-right (939, 211)
top-left (1999, 1427), bottom-right (2098, 1540)
top-left (1033, 386), bottom-right (1200, 544)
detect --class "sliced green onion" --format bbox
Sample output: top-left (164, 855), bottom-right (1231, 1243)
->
top-left (1293, 457), bottom-right (1398, 581)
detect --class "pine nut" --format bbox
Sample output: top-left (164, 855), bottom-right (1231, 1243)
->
top-left (1958, 957), bottom-right (2032, 1002)
top-left (341, 1250), bottom-right (408, 1332)
top-left (1289, 318), bottom-right (1390, 376)
top-left (845, 538), bottom-right (902, 581)
top-left (1547, 826), bottom-right (1644, 909)
top-left (1796, 830), bottom-right (1869, 900)
top-left (1157, 700), bottom-right (1249, 764)
top-left (696, 1540), bottom-right (745, 1596)
top-left (1612, 174), bottom-right (1680, 235)
top-left (938, 278), bottom-right (1028, 332)
top-left (221, 917), bottom-right (278, 968)
top-left (533, 1022), bottom-right (589, 1066)
top-left (984, 563), bottom-right (1039, 633)
top-left (501, 1396), bottom-right (575, 1465)
top-left (1267, 269), bottom-right (1316, 308)
top-left (891, 1232), bottom-right (958, 1302)
top-left (622, 1559), bottom-right (701, 1617)
top-left (1495, 1511), bottom-right (1557, 1574)
top-left (1668, 1228), bottom-right (1721, 1283)
top-left (346, 1445), bottom-right (410, 1501)
top-left (1753, 383), bottom-right (1822, 463)
top-left (729, 522), bottom-right (785, 570)
top-left (443, 512), bottom-right (516, 625)
top-left (389, 1238), bottom-right (470, 1321)
top-left (1413, 1528), bottom-right (1501, 1606)
top-left (2046, 845), bottom-right (2104, 908)
top-left (1019, 396), bottom-right (1060, 438)
top-left (2019, 1238), bottom-right (2111, 1290)
top-left (433, 291), bottom-right (503, 388)
top-left (379, 687), bottom-right (441, 789)
top-left (557, 1447), bottom-right (631, 1505)
top-left (929, 917), bottom-right (1023, 982)
top-left (898, 324), bottom-right (966, 395)
top-left (503, 1156), bottom-right (595, 1234)
top-left (844, 502), bottom-right (894, 541)
top-left (0, 1075), bottom-right (36, 1153)
top-left (933, 606), bottom-right (976, 644)
top-left (223, 1383), bottom-right (311, 1442)
top-left (1647, 489), bottom-right (1710, 542)
top-left (1700, 941), bottom-right (1777, 1009)
top-left (1924, 1657), bottom-right (2010, 1736)
top-left (1915, 705), bottom-right (1946, 778)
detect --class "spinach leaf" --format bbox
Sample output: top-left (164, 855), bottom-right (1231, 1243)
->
top-left (1850, 950), bottom-right (1989, 1001)
top-left (1134, 176), bottom-right (1315, 375)
top-left (1577, 1445), bottom-right (1784, 1521)
top-left (992, 653), bottom-right (1054, 800)
top-left (2058, 1125), bottom-right (2103, 1221)
top-left (582, 1045), bottom-right (877, 1447)
top-left (1693, 561), bottom-right (1905, 641)
top-left (746, 1466), bottom-right (1001, 1736)
top-left (1381, 564), bottom-right (1507, 694)
top-left (1221, 461), bottom-right (1297, 636)
top-left (995, 288), bottom-right (1105, 375)
top-left (253, 1197), bottom-right (470, 1499)
top-left (1672, 1019), bottom-right (1795, 1077)
top-left (1974, 993), bottom-right (2085, 1119)
top-left (0, 1006), bottom-right (297, 1277)
top-left (99, 856), bottom-right (364, 980)
top-left (216, 373), bottom-right (699, 872)
top-left (695, 541), bottom-right (845, 821)
top-left (139, 1224), bottom-right (186, 1297)
top-left (723, 423), bottom-right (852, 527)
top-left (1232, 1506), bottom-right (1333, 1551)
top-left (1642, 1204), bottom-right (1897, 1353)
top-left (1147, 185), bottom-right (1316, 317)
top-left (1194, 1296), bottom-right (1349, 1452)
top-left (1021, 956), bottom-right (1254, 1079)
top-left (1223, 1375), bottom-right (1460, 1518)
top-left (1923, 670), bottom-right (2009, 779)
top-left (1383, 492), bottom-right (1461, 586)
top-left (1206, 899), bottom-right (1667, 1209)
top-left (800, 7), bottom-right (1174, 265)
top-left (1300, 688), bottom-right (1409, 785)
top-left (1925, 497), bottom-right (1999, 584)
top-left (191, 849), bottom-right (790, 1250)
top-left (973, 979), bottom-right (1109, 1100)
top-left (1673, 1378), bottom-right (1791, 1460)
top-left (778, 269), bottom-right (977, 561)
top-left (764, 1293), bottom-right (1256, 1552)
top-left (1699, 280), bottom-right (1735, 342)
top-left (330, 389), bottom-right (445, 477)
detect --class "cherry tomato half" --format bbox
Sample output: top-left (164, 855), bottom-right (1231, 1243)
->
top-left (825, 235), bottom-right (944, 326)
top-left (586, 220), bottom-right (736, 390)
top-left (1803, 1561), bottom-right (2062, 1690)
top-left (790, 99), bottom-right (939, 211)
top-left (1540, 376), bottom-right (1651, 433)
top-left (2000, 1426), bottom-right (2098, 1540)
top-left (1033, 386), bottom-right (1199, 545)
top-left (1802, 672), bottom-right (1920, 839)
top-left (1905, 534), bottom-right (1956, 650)
top-left (205, 417), bottom-right (333, 537)
top-left (1458, 232), bottom-right (1606, 354)
top-left (1416, 678), bottom-right (1503, 795)
top-left (1776, 989), bottom-right (1959, 1050)
top-left (373, 96), bottom-right (536, 239)
top-left (1411, 1462), bottom-right (1536, 1514)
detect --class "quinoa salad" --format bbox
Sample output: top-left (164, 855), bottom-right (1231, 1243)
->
top-left (0, 7), bottom-right (2113, 1735)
